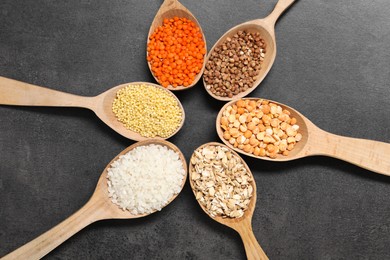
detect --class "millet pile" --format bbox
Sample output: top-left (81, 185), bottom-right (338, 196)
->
top-left (112, 84), bottom-right (182, 138)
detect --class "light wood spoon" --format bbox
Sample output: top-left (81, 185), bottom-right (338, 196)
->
top-left (146, 0), bottom-right (207, 91)
top-left (189, 142), bottom-right (268, 260)
top-left (1, 139), bottom-right (188, 260)
top-left (203, 0), bottom-right (295, 101)
top-left (0, 76), bottom-right (185, 141)
top-left (216, 98), bottom-right (390, 176)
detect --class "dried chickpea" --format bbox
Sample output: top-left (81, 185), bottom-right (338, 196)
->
top-left (249, 100), bottom-right (257, 108)
top-left (249, 137), bottom-right (259, 146)
top-left (271, 118), bottom-right (279, 128)
top-left (243, 144), bottom-right (252, 153)
top-left (290, 117), bottom-right (297, 125)
top-left (253, 147), bottom-right (261, 156)
top-left (221, 117), bottom-right (229, 126)
top-left (219, 98), bottom-right (303, 159)
top-left (267, 144), bottom-right (275, 153)
top-left (287, 137), bottom-right (296, 143)
top-left (230, 128), bottom-right (239, 136)
top-left (247, 122), bottom-right (256, 131)
top-left (223, 131), bottom-right (231, 140)
top-left (244, 130), bottom-right (252, 139)
top-left (246, 105), bottom-right (254, 112)
top-left (258, 124), bottom-right (266, 132)
top-left (263, 136), bottom-right (273, 144)
top-left (262, 114), bottom-right (271, 125)
top-left (262, 104), bottom-right (270, 114)
top-left (237, 99), bottom-right (246, 108)
top-left (280, 122), bottom-right (288, 131)
top-left (240, 125), bottom-right (248, 132)
top-left (252, 117), bottom-right (260, 125)
top-left (279, 142), bottom-right (287, 151)
top-left (237, 107), bottom-right (245, 114)
top-left (269, 152), bottom-right (277, 159)
top-left (256, 132), bottom-right (265, 141)
top-left (237, 136), bottom-right (246, 144)
top-left (239, 115), bottom-right (247, 124)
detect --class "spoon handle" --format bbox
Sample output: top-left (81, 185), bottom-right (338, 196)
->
top-left (235, 220), bottom-right (269, 260)
top-left (0, 76), bottom-right (94, 109)
top-left (1, 199), bottom-right (105, 260)
top-left (315, 131), bottom-right (390, 176)
top-left (265, 0), bottom-right (296, 26)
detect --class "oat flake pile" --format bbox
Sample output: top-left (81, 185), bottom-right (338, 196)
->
top-left (190, 145), bottom-right (253, 218)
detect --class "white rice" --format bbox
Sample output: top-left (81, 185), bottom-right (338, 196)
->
top-left (107, 144), bottom-right (185, 215)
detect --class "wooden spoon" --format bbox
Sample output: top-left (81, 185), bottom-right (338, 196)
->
top-left (2, 139), bottom-right (188, 260)
top-left (146, 0), bottom-right (207, 91)
top-left (0, 76), bottom-right (185, 141)
top-left (216, 98), bottom-right (390, 176)
top-left (203, 0), bottom-right (295, 101)
top-left (189, 142), bottom-right (268, 260)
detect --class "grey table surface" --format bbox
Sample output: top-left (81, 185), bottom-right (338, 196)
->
top-left (1, 0), bottom-right (390, 259)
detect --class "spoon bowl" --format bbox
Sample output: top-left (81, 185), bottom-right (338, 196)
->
top-left (0, 77), bottom-right (185, 141)
top-left (203, 0), bottom-right (295, 101)
top-left (147, 0), bottom-right (207, 91)
top-left (216, 98), bottom-right (390, 176)
top-left (189, 142), bottom-right (268, 260)
top-left (2, 139), bottom-right (188, 260)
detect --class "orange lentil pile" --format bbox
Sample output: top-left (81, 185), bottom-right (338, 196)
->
top-left (147, 17), bottom-right (206, 88)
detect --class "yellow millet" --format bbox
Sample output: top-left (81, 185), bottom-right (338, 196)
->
top-left (112, 84), bottom-right (182, 138)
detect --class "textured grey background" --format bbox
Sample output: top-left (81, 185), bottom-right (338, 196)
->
top-left (1, 0), bottom-right (390, 259)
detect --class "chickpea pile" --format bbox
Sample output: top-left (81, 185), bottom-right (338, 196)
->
top-left (220, 99), bottom-right (302, 158)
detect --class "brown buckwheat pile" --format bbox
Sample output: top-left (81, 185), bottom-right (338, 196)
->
top-left (204, 30), bottom-right (266, 98)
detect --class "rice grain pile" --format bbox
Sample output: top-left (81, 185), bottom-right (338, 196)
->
top-left (107, 144), bottom-right (185, 215)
